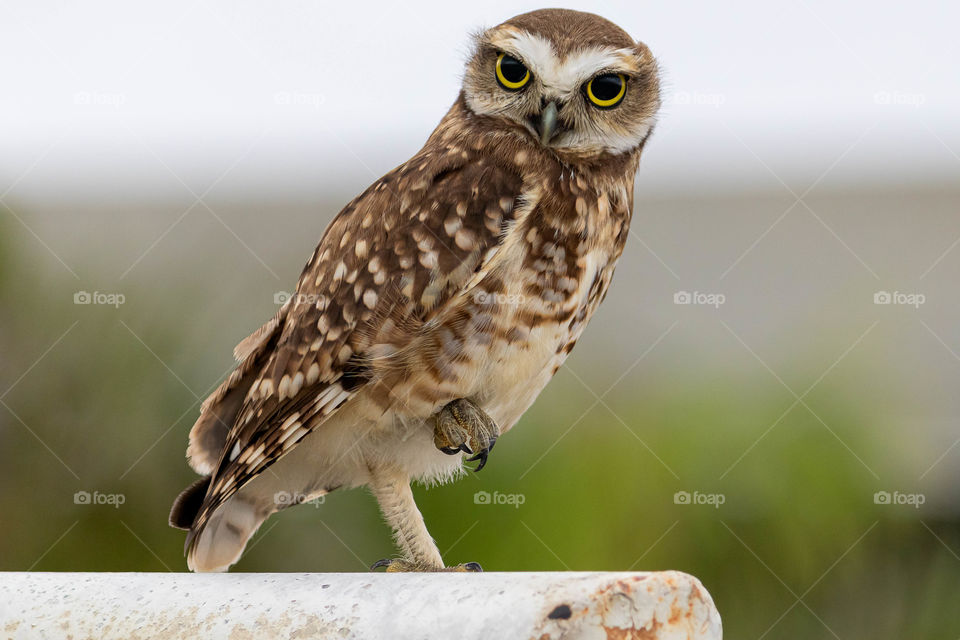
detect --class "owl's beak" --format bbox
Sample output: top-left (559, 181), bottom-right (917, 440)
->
top-left (537, 101), bottom-right (559, 145)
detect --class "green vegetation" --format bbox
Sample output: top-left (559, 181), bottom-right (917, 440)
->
top-left (0, 215), bottom-right (956, 639)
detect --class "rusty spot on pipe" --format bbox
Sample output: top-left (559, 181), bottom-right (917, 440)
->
top-left (603, 624), bottom-right (660, 640)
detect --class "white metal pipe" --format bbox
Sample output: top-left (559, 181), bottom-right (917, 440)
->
top-left (0, 571), bottom-right (721, 639)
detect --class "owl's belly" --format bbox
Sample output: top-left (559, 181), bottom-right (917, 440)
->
top-left (470, 322), bottom-right (571, 432)
top-left (463, 247), bottom-right (611, 431)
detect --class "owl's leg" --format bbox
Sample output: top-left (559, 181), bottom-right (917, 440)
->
top-left (368, 466), bottom-right (482, 572)
top-left (433, 398), bottom-right (499, 471)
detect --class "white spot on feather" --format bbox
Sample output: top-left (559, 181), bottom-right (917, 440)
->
top-left (290, 371), bottom-right (304, 396)
top-left (280, 412), bottom-right (301, 430)
top-left (259, 379), bottom-right (274, 399)
top-left (278, 374), bottom-right (292, 399)
top-left (454, 229), bottom-right (475, 251)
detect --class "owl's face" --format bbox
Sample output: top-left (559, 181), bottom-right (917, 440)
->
top-left (462, 9), bottom-right (661, 160)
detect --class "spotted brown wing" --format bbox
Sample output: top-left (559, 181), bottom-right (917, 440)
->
top-left (181, 143), bottom-right (523, 546)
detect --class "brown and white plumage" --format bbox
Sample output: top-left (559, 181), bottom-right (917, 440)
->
top-left (170, 8), bottom-right (660, 572)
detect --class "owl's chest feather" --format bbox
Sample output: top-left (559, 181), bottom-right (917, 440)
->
top-left (458, 174), bottom-right (632, 428)
top-left (379, 158), bottom-right (633, 430)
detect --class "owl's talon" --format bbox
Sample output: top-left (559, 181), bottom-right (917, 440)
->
top-left (439, 442), bottom-right (473, 456)
top-left (466, 449), bottom-right (490, 472)
top-left (433, 398), bottom-right (499, 470)
top-left (370, 558), bottom-right (483, 572)
top-left (370, 558), bottom-right (430, 572)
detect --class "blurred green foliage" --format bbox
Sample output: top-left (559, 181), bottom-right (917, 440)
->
top-left (0, 214), bottom-right (958, 639)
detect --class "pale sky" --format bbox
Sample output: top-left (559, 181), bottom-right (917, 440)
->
top-left (1, 0), bottom-right (958, 201)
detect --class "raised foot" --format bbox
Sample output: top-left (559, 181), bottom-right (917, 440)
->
top-left (433, 398), bottom-right (499, 471)
top-left (370, 558), bottom-right (483, 572)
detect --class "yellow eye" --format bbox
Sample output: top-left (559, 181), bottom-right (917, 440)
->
top-left (586, 73), bottom-right (627, 108)
top-left (496, 53), bottom-right (530, 90)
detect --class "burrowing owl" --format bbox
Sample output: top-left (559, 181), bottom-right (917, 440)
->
top-left (170, 8), bottom-right (660, 572)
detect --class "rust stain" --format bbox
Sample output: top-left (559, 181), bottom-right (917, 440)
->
top-left (603, 622), bottom-right (660, 640)
top-left (668, 599), bottom-right (685, 625)
top-left (534, 573), bottom-right (718, 639)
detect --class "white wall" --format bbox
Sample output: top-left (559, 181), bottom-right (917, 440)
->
top-left (2, 0), bottom-right (958, 201)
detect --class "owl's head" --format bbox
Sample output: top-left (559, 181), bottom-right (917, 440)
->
top-left (462, 9), bottom-right (661, 160)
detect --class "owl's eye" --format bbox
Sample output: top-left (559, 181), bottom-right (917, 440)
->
top-left (585, 73), bottom-right (627, 108)
top-left (496, 53), bottom-right (530, 90)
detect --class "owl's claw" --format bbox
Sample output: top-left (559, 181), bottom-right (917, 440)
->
top-left (466, 451), bottom-right (488, 471)
top-left (371, 558), bottom-right (483, 572)
top-left (433, 398), bottom-right (499, 472)
top-left (466, 438), bottom-right (496, 471)
top-left (439, 442), bottom-right (473, 455)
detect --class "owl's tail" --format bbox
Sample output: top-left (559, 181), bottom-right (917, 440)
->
top-left (169, 477), bottom-right (265, 573)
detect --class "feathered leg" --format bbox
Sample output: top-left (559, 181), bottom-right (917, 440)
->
top-left (369, 466), bottom-right (481, 572)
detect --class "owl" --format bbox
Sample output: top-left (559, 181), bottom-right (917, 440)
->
top-left (169, 8), bottom-right (661, 572)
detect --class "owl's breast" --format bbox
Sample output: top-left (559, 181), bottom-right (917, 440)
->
top-left (459, 172), bottom-right (630, 428)
top-left (466, 244), bottom-right (615, 431)
top-left (379, 170), bottom-right (632, 432)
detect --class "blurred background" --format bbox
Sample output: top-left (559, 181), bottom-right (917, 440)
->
top-left (1, 0), bottom-right (959, 637)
